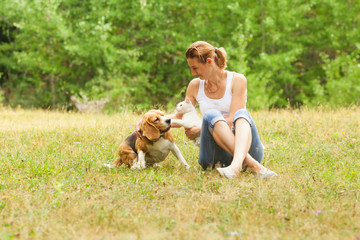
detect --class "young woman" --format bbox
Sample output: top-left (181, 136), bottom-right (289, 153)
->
top-left (180, 41), bottom-right (277, 179)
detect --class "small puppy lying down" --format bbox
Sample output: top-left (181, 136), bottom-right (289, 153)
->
top-left (105, 110), bottom-right (190, 169)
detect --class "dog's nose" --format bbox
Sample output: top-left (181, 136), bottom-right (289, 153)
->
top-left (166, 119), bottom-right (171, 125)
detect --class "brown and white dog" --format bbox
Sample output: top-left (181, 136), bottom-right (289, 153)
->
top-left (104, 110), bottom-right (190, 169)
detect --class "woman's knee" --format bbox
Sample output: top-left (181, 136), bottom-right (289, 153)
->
top-left (233, 109), bottom-right (252, 127)
top-left (203, 109), bottom-right (223, 123)
top-left (202, 109), bottom-right (225, 135)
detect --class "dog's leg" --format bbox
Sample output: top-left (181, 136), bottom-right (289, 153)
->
top-left (170, 143), bottom-right (190, 169)
top-left (104, 156), bottom-right (121, 168)
top-left (103, 163), bottom-right (114, 168)
top-left (138, 151), bottom-right (146, 169)
top-left (131, 154), bottom-right (142, 170)
top-left (130, 156), bottom-right (139, 170)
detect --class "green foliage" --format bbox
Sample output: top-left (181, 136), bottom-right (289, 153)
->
top-left (320, 52), bottom-right (360, 106)
top-left (0, 0), bottom-right (359, 110)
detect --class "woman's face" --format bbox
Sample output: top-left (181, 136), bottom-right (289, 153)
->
top-left (187, 58), bottom-right (210, 80)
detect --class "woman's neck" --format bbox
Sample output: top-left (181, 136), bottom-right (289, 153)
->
top-left (206, 69), bottom-right (226, 84)
top-left (204, 69), bottom-right (227, 94)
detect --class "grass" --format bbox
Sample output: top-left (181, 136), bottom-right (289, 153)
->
top-left (0, 106), bottom-right (359, 239)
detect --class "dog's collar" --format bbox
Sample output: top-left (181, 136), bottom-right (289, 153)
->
top-left (136, 129), bottom-right (142, 138)
top-left (136, 120), bottom-right (142, 138)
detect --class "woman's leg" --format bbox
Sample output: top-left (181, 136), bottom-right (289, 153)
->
top-left (215, 109), bottom-right (277, 179)
top-left (228, 118), bottom-right (252, 175)
top-left (213, 118), bottom-right (260, 176)
top-left (198, 110), bottom-right (232, 170)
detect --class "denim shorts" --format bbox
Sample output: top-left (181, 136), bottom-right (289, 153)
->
top-left (198, 109), bottom-right (264, 170)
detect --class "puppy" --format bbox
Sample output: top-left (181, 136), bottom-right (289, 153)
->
top-left (171, 97), bottom-right (202, 146)
top-left (105, 110), bottom-right (190, 169)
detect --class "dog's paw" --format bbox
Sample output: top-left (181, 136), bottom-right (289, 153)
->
top-left (131, 165), bottom-right (141, 170)
top-left (103, 163), bottom-right (113, 168)
top-left (140, 162), bottom-right (146, 169)
top-left (153, 163), bottom-right (163, 168)
top-left (184, 164), bottom-right (191, 169)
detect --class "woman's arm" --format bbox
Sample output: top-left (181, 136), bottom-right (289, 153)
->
top-left (185, 126), bottom-right (201, 140)
top-left (226, 73), bottom-right (247, 126)
top-left (186, 78), bottom-right (200, 108)
top-left (184, 78), bottom-right (201, 140)
top-left (167, 78), bottom-right (200, 130)
top-left (167, 112), bottom-right (183, 128)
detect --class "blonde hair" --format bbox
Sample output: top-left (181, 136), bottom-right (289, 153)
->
top-left (185, 41), bottom-right (227, 69)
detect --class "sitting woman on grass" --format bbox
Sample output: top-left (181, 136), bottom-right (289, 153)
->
top-left (176, 41), bottom-right (277, 179)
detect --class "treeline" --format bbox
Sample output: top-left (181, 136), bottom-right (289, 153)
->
top-left (0, 0), bottom-right (359, 111)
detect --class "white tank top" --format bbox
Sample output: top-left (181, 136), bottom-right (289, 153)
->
top-left (196, 71), bottom-right (246, 117)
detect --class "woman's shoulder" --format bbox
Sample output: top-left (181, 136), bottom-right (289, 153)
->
top-left (231, 71), bottom-right (247, 82)
top-left (189, 77), bottom-right (201, 85)
top-left (188, 78), bottom-right (201, 90)
top-left (230, 72), bottom-right (247, 91)
top-left (186, 78), bottom-right (201, 102)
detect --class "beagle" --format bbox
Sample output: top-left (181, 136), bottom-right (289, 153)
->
top-left (105, 110), bottom-right (190, 169)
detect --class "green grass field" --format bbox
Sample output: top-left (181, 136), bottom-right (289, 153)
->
top-left (0, 107), bottom-right (359, 239)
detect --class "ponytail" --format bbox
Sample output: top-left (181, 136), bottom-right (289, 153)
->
top-left (186, 41), bottom-right (227, 69)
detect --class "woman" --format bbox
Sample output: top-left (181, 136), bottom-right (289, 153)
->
top-left (180, 41), bottom-right (277, 179)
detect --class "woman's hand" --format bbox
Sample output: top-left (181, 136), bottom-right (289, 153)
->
top-left (166, 113), bottom-right (183, 128)
top-left (185, 126), bottom-right (201, 140)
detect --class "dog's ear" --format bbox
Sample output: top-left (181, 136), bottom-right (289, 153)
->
top-left (185, 97), bottom-right (190, 104)
top-left (141, 121), bottom-right (161, 141)
top-left (150, 109), bottom-right (164, 116)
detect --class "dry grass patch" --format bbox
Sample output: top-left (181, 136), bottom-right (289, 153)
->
top-left (0, 107), bottom-right (359, 239)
